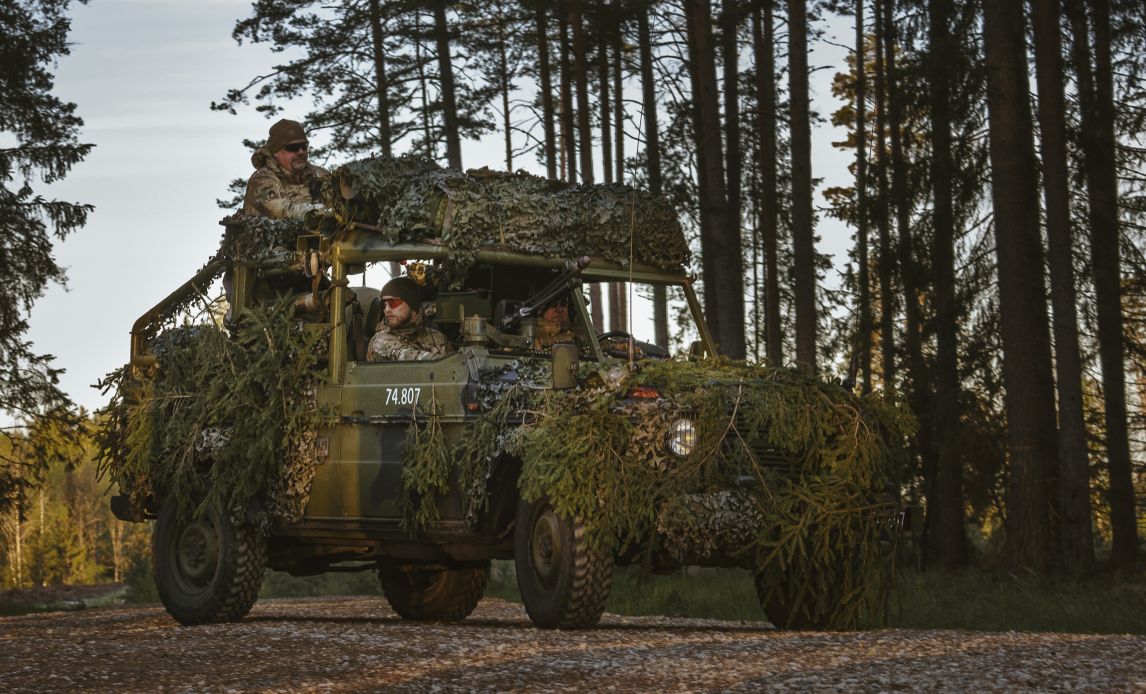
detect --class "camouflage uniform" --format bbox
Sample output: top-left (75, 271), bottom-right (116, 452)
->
top-left (367, 314), bottom-right (450, 361)
top-left (242, 149), bottom-right (329, 219)
top-left (536, 317), bottom-right (576, 349)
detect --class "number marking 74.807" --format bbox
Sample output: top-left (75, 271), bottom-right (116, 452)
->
top-left (385, 387), bottom-right (422, 407)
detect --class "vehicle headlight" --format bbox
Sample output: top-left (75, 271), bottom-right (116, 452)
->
top-left (666, 419), bottom-right (696, 458)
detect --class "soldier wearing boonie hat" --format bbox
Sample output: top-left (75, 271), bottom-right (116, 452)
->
top-left (242, 118), bottom-right (330, 219)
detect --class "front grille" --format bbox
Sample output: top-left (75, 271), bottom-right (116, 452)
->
top-left (726, 410), bottom-right (802, 473)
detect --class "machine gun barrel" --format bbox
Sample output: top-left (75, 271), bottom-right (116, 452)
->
top-left (499, 256), bottom-right (590, 332)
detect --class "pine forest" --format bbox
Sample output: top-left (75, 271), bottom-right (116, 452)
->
top-left (2, 0), bottom-right (1145, 598)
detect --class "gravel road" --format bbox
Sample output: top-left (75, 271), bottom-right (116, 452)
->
top-left (2, 596), bottom-right (1144, 692)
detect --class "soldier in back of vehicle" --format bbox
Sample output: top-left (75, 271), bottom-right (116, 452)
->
top-left (242, 118), bottom-right (328, 219)
top-left (367, 277), bottom-right (451, 361)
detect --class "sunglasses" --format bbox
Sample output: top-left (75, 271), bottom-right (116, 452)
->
top-left (282, 141), bottom-right (308, 153)
top-left (382, 297), bottom-right (406, 309)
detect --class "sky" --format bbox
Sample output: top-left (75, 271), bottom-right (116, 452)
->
top-left (30, 0), bottom-right (855, 414)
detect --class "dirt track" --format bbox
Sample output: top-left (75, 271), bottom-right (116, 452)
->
top-left (2, 596), bottom-right (1145, 692)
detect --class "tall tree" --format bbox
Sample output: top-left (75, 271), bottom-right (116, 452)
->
top-left (684, 0), bottom-right (743, 358)
top-left (789, 0), bottom-right (817, 368)
top-left (982, 0), bottom-right (1059, 572)
top-left (638, 1), bottom-right (670, 349)
top-left (598, 17), bottom-right (613, 185)
top-left (754, 1), bottom-right (783, 366)
top-left (1067, 0), bottom-right (1138, 567)
top-left (467, 0), bottom-right (527, 171)
top-left (613, 23), bottom-right (625, 184)
top-left (926, 0), bottom-right (968, 568)
top-left (0, 0), bottom-right (92, 514)
top-left (533, 0), bottom-right (559, 179)
top-left (433, 0), bottom-right (463, 168)
top-left (558, 1), bottom-right (577, 181)
top-left (872, 0), bottom-right (895, 389)
top-left (1031, 0), bottom-right (1093, 572)
top-left (571, 0), bottom-right (594, 183)
top-left (216, 2), bottom-right (493, 166)
top-left (854, 0), bottom-right (871, 393)
top-left (368, 0), bottom-right (394, 157)
top-left (721, 0), bottom-right (743, 328)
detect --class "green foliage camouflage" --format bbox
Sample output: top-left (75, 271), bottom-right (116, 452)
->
top-left (397, 388), bottom-right (452, 532)
top-left (321, 155), bottom-right (690, 285)
top-left (96, 300), bottom-right (329, 529)
top-left (404, 356), bottom-right (912, 629)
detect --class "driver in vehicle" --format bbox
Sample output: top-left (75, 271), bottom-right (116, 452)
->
top-left (536, 297), bottom-right (576, 349)
top-left (367, 277), bottom-right (451, 361)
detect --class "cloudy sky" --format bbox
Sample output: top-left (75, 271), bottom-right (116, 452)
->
top-left (30, 0), bottom-right (853, 414)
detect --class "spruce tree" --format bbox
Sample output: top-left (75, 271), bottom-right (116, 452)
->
top-left (0, 0), bottom-right (91, 514)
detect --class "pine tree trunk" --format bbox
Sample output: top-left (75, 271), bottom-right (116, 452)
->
top-left (415, 11), bottom-right (436, 159)
top-left (497, 4), bottom-right (513, 171)
top-left (926, 0), bottom-right (967, 568)
top-left (433, 1), bottom-right (462, 169)
top-left (1075, 0), bottom-right (1138, 567)
top-left (638, 2), bottom-right (669, 348)
top-left (886, 0), bottom-right (939, 567)
top-left (535, 1), bottom-right (558, 180)
top-left (685, 0), bottom-right (740, 357)
top-left (558, 2), bottom-right (577, 182)
top-left (873, 0), bottom-right (894, 389)
top-left (754, 2), bottom-right (783, 367)
top-left (855, 0), bottom-right (871, 394)
top-left (614, 26), bottom-right (625, 184)
top-left (1031, 0), bottom-right (1094, 573)
top-left (368, 0), bottom-right (393, 157)
top-left (599, 23), bottom-right (613, 185)
top-left (789, 0), bottom-right (816, 369)
top-left (722, 0), bottom-right (743, 330)
top-left (983, 0), bottom-right (1059, 572)
top-left (597, 14), bottom-right (619, 330)
top-left (571, 0), bottom-right (594, 183)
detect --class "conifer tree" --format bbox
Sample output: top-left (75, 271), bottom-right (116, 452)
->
top-left (215, 0), bottom-right (492, 166)
top-left (0, 0), bottom-right (91, 515)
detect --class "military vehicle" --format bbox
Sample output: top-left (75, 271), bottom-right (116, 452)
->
top-left (109, 205), bottom-right (905, 631)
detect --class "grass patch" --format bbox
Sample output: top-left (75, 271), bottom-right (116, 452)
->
top-left (888, 567), bottom-right (1146, 634)
top-left (259, 569), bottom-right (382, 598)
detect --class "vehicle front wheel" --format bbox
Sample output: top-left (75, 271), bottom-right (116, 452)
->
top-left (514, 497), bottom-right (612, 629)
top-left (152, 502), bottom-right (266, 625)
top-left (379, 562), bottom-right (489, 621)
top-left (754, 571), bottom-right (836, 630)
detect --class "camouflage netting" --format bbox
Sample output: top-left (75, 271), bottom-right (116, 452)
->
top-left (321, 155), bottom-right (690, 282)
top-left (96, 299), bottom-right (329, 530)
top-left (217, 215), bottom-right (308, 265)
top-left (404, 356), bottom-right (913, 630)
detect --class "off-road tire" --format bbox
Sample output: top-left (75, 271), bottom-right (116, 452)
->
top-left (514, 497), bottom-right (612, 629)
top-left (152, 502), bottom-right (266, 626)
top-left (754, 572), bottom-right (831, 630)
top-left (379, 562), bottom-right (489, 621)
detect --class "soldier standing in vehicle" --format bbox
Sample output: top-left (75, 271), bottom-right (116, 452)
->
top-left (367, 277), bottom-right (451, 361)
top-left (242, 118), bottom-right (328, 219)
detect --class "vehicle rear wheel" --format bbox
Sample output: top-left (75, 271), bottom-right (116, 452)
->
top-left (152, 502), bottom-right (266, 625)
top-left (514, 497), bottom-right (612, 629)
top-left (379, 562), bottom-right (489, 621)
